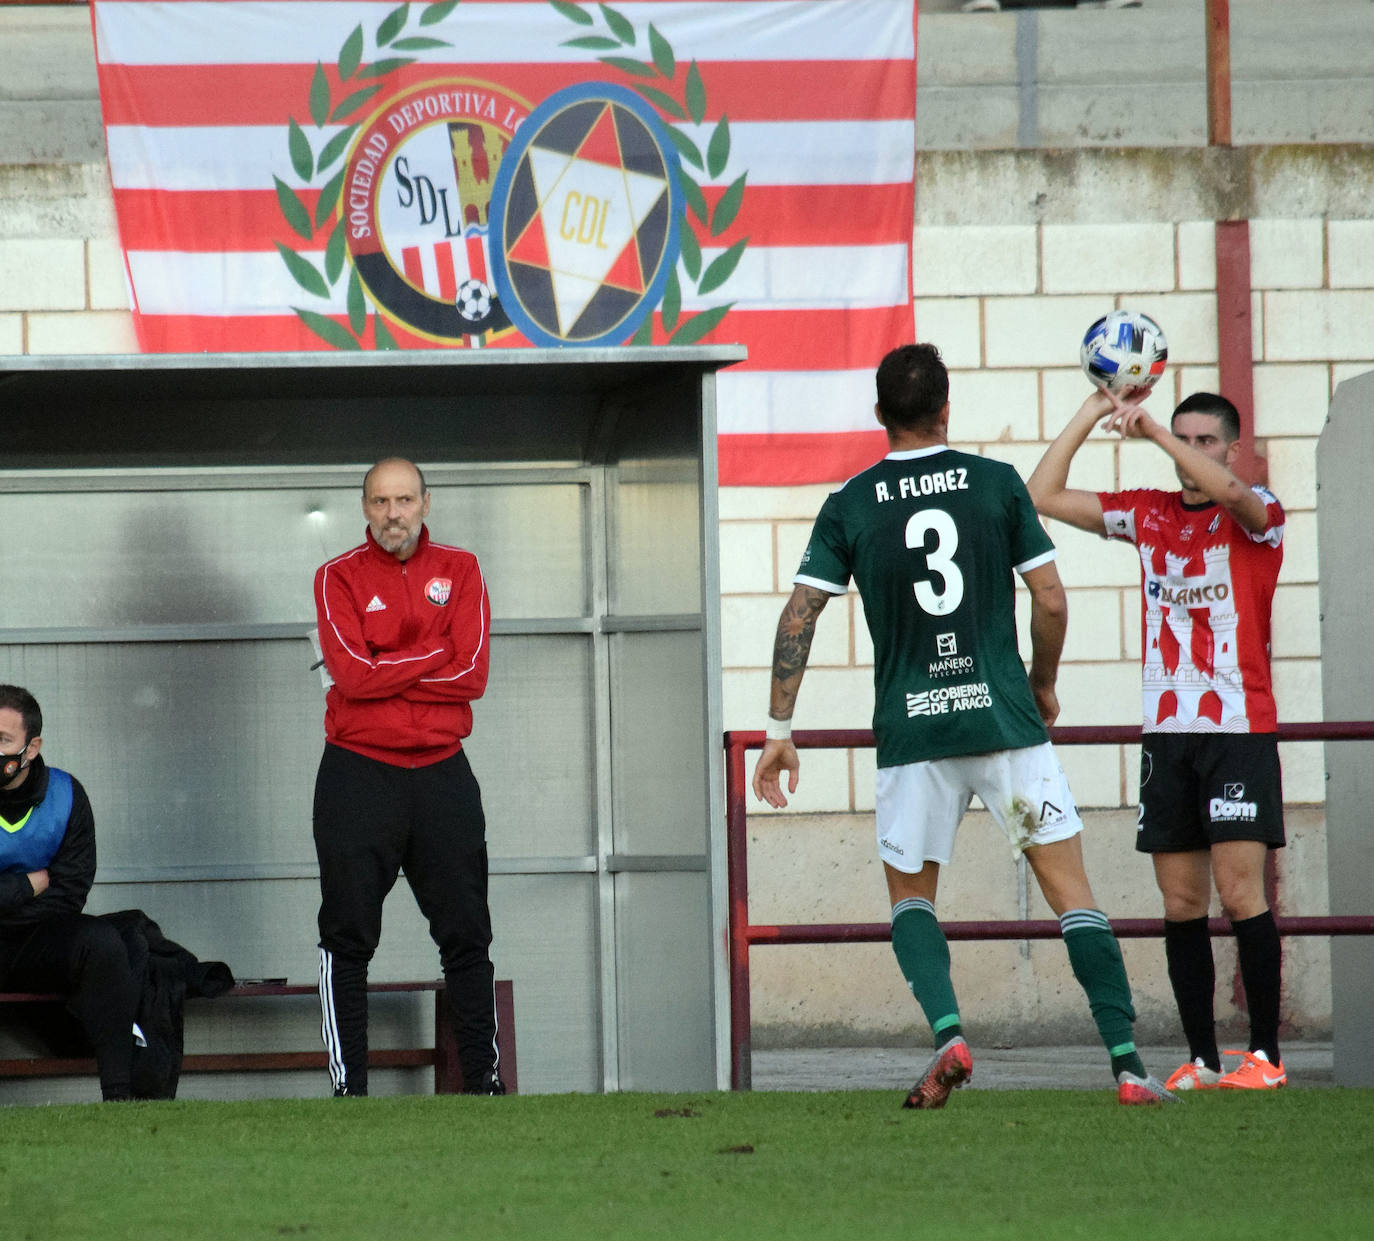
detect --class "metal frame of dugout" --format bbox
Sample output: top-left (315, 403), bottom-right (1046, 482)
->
top-left (0, 346), bottom-right (744, 1099)
top-left (1317, 367), bottom-right (1374, 1088)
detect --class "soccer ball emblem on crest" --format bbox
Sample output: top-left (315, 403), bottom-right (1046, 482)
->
top-left (456, 279), bottom-right (493, 323)
top-left (1080, 309), bottom-right (1168, 394)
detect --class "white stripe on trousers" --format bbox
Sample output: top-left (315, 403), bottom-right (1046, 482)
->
top-left (318, 947), bottom-right (346, 1092)
top-left (488, 977), bottom-right (500, 1078)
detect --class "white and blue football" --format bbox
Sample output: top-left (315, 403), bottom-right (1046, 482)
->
top-left (1080, 309), bottom-right (1168, 394)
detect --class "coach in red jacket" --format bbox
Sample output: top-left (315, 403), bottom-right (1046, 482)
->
top-left (312, 458), bottom-right (502, 1097)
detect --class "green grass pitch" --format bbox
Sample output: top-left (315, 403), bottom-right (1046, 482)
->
top-left (2, 1088), bottom-right (1372, 1241)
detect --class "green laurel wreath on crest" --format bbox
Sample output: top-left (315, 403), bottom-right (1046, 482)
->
top-left (274, 1), bottom-right (460, 350)
top-left (549, 0), bottom-right (749, 346)
top-left (275, 0), bottom-right (747, 350)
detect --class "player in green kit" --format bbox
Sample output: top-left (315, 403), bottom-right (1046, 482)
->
top-left (752, 344), bottom-right (1174, 1108)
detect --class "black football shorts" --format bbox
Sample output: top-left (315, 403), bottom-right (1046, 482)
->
top-left (1135, 732), bottom-right (1285, 853)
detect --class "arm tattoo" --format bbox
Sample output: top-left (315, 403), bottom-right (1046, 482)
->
top-left (769, 586), bottom-right (831, 718)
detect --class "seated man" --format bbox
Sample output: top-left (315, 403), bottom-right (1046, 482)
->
top-left (0, 684), bottom-right (138, 1101)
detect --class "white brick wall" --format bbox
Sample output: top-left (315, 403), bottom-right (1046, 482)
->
top-left (1126, 291), bottom-right (1218, 363)
top-left (1176, 222), bottom-right (1215, 290)
top-left (1328, 220), bottom-right (1374, 288)
top-left (27, 312), bottom-right (138, 354)
top-left (1250, 219), bottom-right (1324, 290)
top-left (912, 297), bottom-right (981, 368)
top-left (1265, 290), bottom-right (1374, 362)
top-left (1265, 437), bottom-right (1318, 509)
top-left (716, 522), bottom-right (773, 595)
top-left (947, 369), bottom-right (1040, 441)
top-left (984, 295), bottom-right (1105, 367)
top-left (1272, 584), bottom-right (1320, 658)
top-left (87, 239), bottom-right (132, 312)
top-left (1041, 223), bottom-right (1176, 295)
top-left (1253, 364), bottom-right (1332, 437)
top-left (913, 225), bottom-right (1037, 297)
top-left (0, 239), bottom-right (85, 312)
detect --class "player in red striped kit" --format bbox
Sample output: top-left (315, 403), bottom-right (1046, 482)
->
top-left (1030, 389), bottom-right (1288, 1092)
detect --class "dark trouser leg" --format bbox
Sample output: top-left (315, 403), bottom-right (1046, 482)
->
top-left (404, 749), bottom-right (499, 1091)
top-left (1, 914), bottom-right (138, 1100)
top-left (317, 947), bottom-right (370, 1095)
top-left (313, 743), bottom-right (406, 1096)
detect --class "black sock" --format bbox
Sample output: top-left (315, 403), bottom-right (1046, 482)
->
top-left (1163, 917), bottom-right (1219, 1071)
top-left (1233, 909), bottom-right (1282, 1065)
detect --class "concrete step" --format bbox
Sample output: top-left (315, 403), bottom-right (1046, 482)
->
top-left (750, 1042), bottom-right (1336, 1092)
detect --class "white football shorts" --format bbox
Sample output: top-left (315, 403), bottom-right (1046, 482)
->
top-left (875, 742), bottom-right (1083, 874)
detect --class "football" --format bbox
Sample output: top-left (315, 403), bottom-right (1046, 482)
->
top-left (456, 278), bottom-right (493, 323)
top-left (1079, 309), bottom-right (1168, 394)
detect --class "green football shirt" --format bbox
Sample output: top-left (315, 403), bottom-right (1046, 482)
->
top-left (795, 446), bottom-right (1056, 767)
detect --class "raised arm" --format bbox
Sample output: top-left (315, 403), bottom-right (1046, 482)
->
top-left (751, 584), bottom-right (833, 809)
top-left (1106, 404), bottom-right (1270, 534)
top-left (1026, 390), bottom-right (1113, 535)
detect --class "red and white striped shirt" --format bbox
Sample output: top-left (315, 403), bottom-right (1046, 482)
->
top-left (1098, 486), bottom-right (1284, 734)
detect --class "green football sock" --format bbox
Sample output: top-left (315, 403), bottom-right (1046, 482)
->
top-left (1060, 908), bottom-right (1144, 1079)
top-left (891, 897), bottom-right (961, 1042)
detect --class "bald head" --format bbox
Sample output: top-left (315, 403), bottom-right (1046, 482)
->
top-left (363, 458), bottom-right (430, 560)
top-left (363, 458), bottom-right (426, 498)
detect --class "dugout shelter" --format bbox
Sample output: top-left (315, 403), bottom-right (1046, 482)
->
top-left (1317, 368), bottom-right (1374, 1088)
top-left (0, 345), bottom-right (743, 1099)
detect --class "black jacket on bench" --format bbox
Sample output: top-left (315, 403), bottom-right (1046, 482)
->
top-left (104, 909), bottom-right (235, 1099)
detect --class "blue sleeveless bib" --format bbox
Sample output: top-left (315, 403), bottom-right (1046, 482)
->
top-left (0, 768), bottom-right (74, 874)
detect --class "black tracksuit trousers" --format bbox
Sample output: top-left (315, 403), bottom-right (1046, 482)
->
top-left (0, 913), bottom-right (138, 1099)
top-left (313, 743), bottom-right (497, 1095)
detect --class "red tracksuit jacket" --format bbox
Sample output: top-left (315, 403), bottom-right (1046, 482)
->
top-left (314, 525), bottom-right (490, 767)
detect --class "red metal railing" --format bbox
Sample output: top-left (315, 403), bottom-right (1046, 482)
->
top-left (725, 721), bottom-right (1374, 1090)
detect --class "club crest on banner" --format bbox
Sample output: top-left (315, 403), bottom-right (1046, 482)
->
top-left (490, 83), bottom-right (682, 347)
top-left (93, 0), bottom-right (918, 483)
top-left (342, 80), bottom-right (527, 343)
top-left (272, 0), bottom-right (748, 352)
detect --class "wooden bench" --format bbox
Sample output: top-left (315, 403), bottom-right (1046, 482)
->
top-left (0, 978), bottom-right (517, 1095)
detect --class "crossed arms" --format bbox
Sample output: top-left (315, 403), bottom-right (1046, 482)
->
top-left (314, 553), bottom-right (490, 704)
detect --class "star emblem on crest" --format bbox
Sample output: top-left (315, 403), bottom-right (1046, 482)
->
top-left (491, 85), bottom-right (681, 346)
top-left (508, 106), bottom-right (668, 332)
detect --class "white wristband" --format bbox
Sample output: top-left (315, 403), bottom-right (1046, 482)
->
top-left (765, 717), bottom-right (793, 741)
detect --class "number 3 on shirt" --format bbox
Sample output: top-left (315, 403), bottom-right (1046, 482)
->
top-left (905, 509), bottom-right (964, 615)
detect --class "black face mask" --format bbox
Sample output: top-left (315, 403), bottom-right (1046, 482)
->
top-left (0, 747), bottom-right (30, 782)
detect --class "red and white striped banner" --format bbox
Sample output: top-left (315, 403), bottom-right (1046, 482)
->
top-left (90, 0), bottom-right (916, 484)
